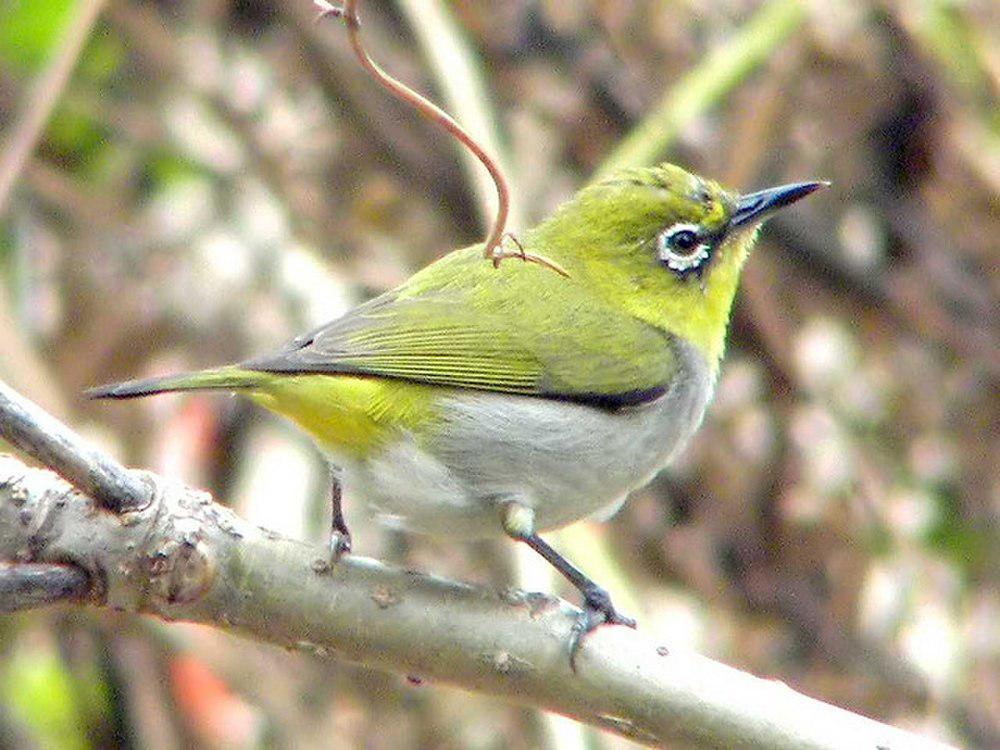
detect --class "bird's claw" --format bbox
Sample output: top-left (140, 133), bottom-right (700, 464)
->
top-left (328, 530), bottom-right (352, 567)
top-left (567, 586), bottom-right (637, 671)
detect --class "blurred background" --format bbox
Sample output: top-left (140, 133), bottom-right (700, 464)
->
top-left (0, 0), bottom-right (997, 747)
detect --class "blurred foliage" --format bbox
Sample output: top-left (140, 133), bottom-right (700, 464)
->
top-left (0, 0), bottom-right (997, 748)
top-left (0, 0), bottom-right (77, 71)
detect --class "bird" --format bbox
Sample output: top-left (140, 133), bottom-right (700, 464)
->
top-left (89, 162), bottom-right (825, 655)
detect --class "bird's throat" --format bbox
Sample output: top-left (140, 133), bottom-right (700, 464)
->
top-left (612, 229), bottom-right (756, 375)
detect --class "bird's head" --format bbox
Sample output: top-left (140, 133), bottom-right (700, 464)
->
top-left (531, 163), bottom-right (826, 366)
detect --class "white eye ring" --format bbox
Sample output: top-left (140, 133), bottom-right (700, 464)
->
top-left (657, 223), bottom-right (712, 273)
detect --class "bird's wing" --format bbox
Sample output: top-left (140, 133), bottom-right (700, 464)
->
top-left (244, 251), bottom-right (678, 408)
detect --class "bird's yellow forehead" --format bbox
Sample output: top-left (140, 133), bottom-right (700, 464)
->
top-left (688, 178), bottom-right (731, 231)
top-left (607, 163), bottom-right (735, 230)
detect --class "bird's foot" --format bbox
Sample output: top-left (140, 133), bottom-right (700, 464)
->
top-left (328, 530), bottom-right (352, 566)
top-left (568, 584), bottom-right (637, 671)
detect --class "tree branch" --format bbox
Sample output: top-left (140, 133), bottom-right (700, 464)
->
top-left (0, 379), bottom-right (149, 512)
top-left (0, 562), bottom-right (89, 612)
top-left (0, 387), bottom-right (954, 748)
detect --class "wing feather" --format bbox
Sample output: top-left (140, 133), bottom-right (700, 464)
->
top-left (244, 250), bottom-right (677, 407)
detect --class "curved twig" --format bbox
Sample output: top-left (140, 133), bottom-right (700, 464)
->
top-left (313, 0), bottom-right (566, 276)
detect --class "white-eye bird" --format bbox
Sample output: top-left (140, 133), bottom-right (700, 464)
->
top-left (90, 163), bottom-right (825, 651)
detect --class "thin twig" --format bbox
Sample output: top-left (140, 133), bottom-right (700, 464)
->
top-left (0, 379), bottom-right (149, 512)
top-left (0, 0), bottom-right (108, 217)
top-left (313, 0), bottom-right (567, 276)
top-left (394, 0), bottom-right (520, 230)
top-left (0, 562), bottom-right (90, 612)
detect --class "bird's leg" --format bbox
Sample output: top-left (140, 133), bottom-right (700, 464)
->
top-left (328, 467), bottom-right (352, 564)
top-left (501, 502), bottom-right (636, 669)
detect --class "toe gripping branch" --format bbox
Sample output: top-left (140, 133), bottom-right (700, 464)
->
top-left (501, 502), bottom-right (636, 670)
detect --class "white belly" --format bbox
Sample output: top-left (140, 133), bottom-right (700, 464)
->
top-left (339, 340), bottom-right (714, 538)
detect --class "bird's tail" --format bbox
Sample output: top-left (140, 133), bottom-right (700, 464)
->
top-left (86, 366), bottom-right (267, 400)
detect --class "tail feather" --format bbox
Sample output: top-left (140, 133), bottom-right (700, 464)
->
top-left (86, 366), bottom-right (265, 400)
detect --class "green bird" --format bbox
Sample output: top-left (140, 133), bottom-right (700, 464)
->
top-left (90, 163), bottom-right (824, 650)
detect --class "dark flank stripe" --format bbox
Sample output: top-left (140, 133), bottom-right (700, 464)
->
top-left (546, 385), bottom-right (668, 410)
top-left (246, 358), bottom-right (667, 412)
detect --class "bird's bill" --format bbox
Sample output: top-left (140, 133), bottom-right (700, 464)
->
top-left (730, 181), bottom-right (829, 228)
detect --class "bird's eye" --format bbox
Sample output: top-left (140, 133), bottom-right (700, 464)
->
top-left (670, 229), bottom-right (698, 252)
top-left (656, 223), bottom-right (713, 275)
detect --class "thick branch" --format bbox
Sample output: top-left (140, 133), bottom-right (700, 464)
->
top-left (0, 446), bottom-right (951, 749)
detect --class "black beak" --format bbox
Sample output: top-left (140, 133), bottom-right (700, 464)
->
top-left (730, 181), bottom-right (829, 228)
